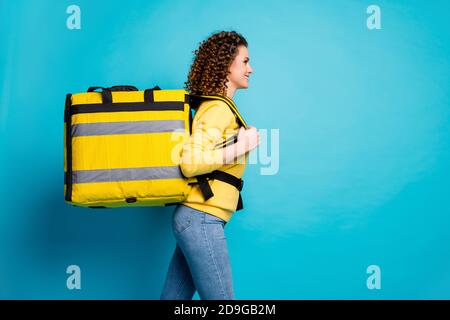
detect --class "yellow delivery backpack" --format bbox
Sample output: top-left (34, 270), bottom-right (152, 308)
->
top-left (64, 85), bottom-right (247, 209)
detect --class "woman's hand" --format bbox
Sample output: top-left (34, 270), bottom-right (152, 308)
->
top-left (237, 126), bottom-right (260, 153)
top-left (222, 126), bottom-right (260, 164)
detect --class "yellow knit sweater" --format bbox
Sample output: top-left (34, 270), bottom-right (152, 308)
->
top-left (180, 99), bottom-right (248, 222)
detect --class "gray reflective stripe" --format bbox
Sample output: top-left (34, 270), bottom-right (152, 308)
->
top-left (72, 166), bottom-right (184, 184)
top-left (72, 120), bottom-right (185, 137)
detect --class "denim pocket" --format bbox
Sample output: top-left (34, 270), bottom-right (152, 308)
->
top-left (202, 213), bottom-right (226, 226)
top-left (202, 213), bottom-right (227, 240)
top-left (173, 205), bottom-right (193, 234)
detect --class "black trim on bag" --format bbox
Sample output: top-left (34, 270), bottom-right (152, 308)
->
top-left (184, 94), bottom-right (194, 135)
top-left (64, 94), bottom-right (73, 202)
top-left (164, 203), bottom-right (179, 207)
top-left (188, 108), bottom-right (193, 135)
top-left (126, 197), bottom-right (137, 203)
top-left (69, 101), bottom-right (185, 115)
top-left (144, 89), bottom-right (155, 103)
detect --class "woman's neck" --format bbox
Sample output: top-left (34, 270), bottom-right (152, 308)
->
top-left (226, 86), bottom-right (236, 99)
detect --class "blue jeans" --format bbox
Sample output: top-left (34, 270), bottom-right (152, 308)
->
top-left (160, 204), bottom-right (234, 300)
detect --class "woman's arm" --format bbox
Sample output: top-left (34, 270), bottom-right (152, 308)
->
top-left (180, 103), bottom-right (235, 178)
top-left (222, 126), bottom-right (260, 165)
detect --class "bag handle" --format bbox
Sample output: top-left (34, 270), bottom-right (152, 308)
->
top-left (109, 85), bottom-right (139, 91)
top-left (87, 87), bottom-right (113, 104)
top-left (87, 85), bottom-right (161, 104)
top-left (144, 86), bottom-right (161, 103)
top-left (87, 85), bottom-right (139, 92)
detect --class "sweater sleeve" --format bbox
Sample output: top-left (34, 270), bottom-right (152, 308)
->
top-left (180, 102), bottom-right (235, 178)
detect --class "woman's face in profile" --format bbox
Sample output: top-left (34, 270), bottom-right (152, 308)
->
top-left (227, 45), bottom-right (253, 90)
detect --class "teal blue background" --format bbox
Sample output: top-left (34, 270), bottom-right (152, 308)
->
top-left (0, 0), bottom-right (449, 299)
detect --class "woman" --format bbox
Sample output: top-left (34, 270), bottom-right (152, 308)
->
top-left (160, 31), bottom-right (260, 300)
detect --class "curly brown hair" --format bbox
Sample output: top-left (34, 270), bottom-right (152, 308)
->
top-left (185, 31), bottom-right (248, 96)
